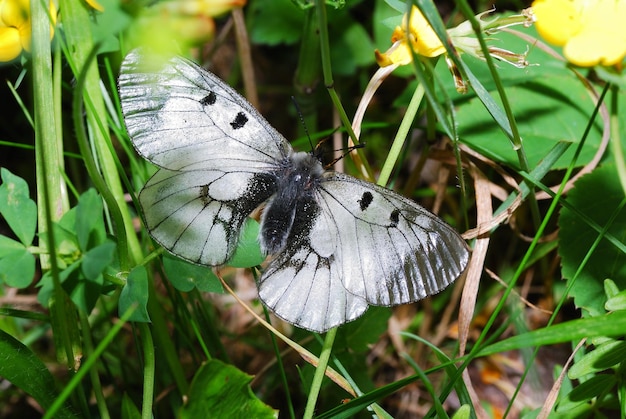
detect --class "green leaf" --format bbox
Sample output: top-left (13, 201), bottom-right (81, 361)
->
top-left (75, 188), bottom-right (106, 252)
top-left (248, 0), bottom-right (304, 45)
top-left (0, 168), bottom-right (37, 246)
top-left (0, 234), bottom-right (27, 257)
top-left (163, 254), bottom-right (223, 293)
top-left (121, 392), bottom-right (142, 419)
top-left (0, 329), bottom-right (74, 418)
top-left (36, 262), bottom-right (81, 307)
top-left (39, 221), bottom-right (80, 268)
top-left (330, 13), bottom-right (375, 75)
top-left (81, 240), bottom-right (116, 281)
top-left (559, 164), bottom-right (626, 317)
top-left (0, 248), bottom-right (36, 288)
top-left (456, 74), bottom-right (602, 170)
top-left (568, 340), bottom-right (626, 379)
top-left (228, 218), bottom-right (264, 268)
top-left (556, 374), bottom-right (616, 412)
top-left (478, 311), bottom-right (626, 357)
top-left (605, 289), bottom-right (626, 311)
top-left (119, 266), bottom-right (151, 322)
top-left (180, 359), bottom-right (277, 418)
top-left (336, 307), bottom-right (390, 353)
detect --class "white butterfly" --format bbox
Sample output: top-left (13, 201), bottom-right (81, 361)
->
top-left (118, 49), bottom-right (470, 333)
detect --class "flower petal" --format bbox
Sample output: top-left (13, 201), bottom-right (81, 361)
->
top-left (565, 30), bottom-right (626, 66)
top-left (407, 6), bottom-right (445, 57)
top-left (0, 26), bottom-right (22, 61)
top-left (532, 0), bottom-right (582, 46)
top-left (375, 41), bottom-right (412, 67)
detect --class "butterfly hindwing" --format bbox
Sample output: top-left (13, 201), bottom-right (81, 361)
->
top-left (140, 168), bottom-right (277, 265)
top-left (258, 198), bottom-right (370, 332)
top-left (118, 49), bottom-right (291, 172)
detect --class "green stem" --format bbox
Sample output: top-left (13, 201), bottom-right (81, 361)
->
top-left (31, 0), bottom-right (75, 374)
top-left (378, 83), bottom-right (425, 187)
top-left (293, 7), bottom-right (321, 139)
top-left (303, 327), bottom-right (337, 419)
top-left (609, 84), bottom-right (626, 196)
top-left (138, 323), bottom-right (155, 419)
top-left (79, 311), bottom-right (110, 419)
top-left (315, 0), bottom-right (373, 179)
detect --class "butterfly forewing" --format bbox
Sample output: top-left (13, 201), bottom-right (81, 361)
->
top-left (119, 50), bottom-right (291, 172)
top-left (311, 172), bottom-right (470, 307)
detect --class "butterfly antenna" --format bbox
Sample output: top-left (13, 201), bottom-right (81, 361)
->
top-left (325, 143), bottom-right (365, 168)
top-left (291, 96), bottom-right (317, 153)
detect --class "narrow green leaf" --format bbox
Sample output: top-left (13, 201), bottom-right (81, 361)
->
top-left (121, 392), bottom-right (142, 419)
top-left (477, 312), bottom-right (626, 357)
top-left (180, 359), bottom-right (277, 418)
top-left (0, 329), bottom-right (74, 418)
top-left (0, 168), bottom-right (37, 246)
top-left (556, 374), bottom-right (616, 412)
top-left (568, 340), bottom-right (626, 379)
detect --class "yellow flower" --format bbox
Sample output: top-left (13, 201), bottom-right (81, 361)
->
top-left (532, 0), bottom-right (626, 67)
top-left (375, 6), bottom-right (534, 92)
top-left (0, 0), bottom-right (56, 62)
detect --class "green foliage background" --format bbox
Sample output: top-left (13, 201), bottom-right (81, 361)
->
top-left (1, 0), bottom-right (626, 417)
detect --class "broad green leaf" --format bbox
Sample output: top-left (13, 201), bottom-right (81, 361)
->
top-left (81, 240), bottom-right (116, 281)
top-left (119, 266), bottom-right (150, 322)
top-left (0, 168), bottom-right (37, 246)
top-left (248, 0), bottom-right (303, 46)
top-left (180, 359), bottom-right (277, 418)
top-left (0, 248), bottom-right (36, 288)
top-left (36, 262), bottom-right (81, 307)
top-left (456, 74), bottom-right (602, 170)
top-left (336, 307), bottom-right (390, 353)
top-left (559, 164), bottom-right (626, 317)
top-left (75, 188), bottom-right (106, 252)
top-left (330, 13), bottom-right (376, 75)
top-left (0, 329), bottom-right (74, 418)
top-left (163, 254), bottom-right (222, 293)
top-left (228, 218), bottom-right (264, 268)
top-left (0, 235), bottom-right (27, 257)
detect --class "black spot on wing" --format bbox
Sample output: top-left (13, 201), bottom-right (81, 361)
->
top-left (389, 209), bottom-right (400, 227)
top-left (358, 191), bottom-right (373, 211)
top-left (230, 112), bottom-right (248, 129)
top-left (200, 91), bottom-right (217, 106)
